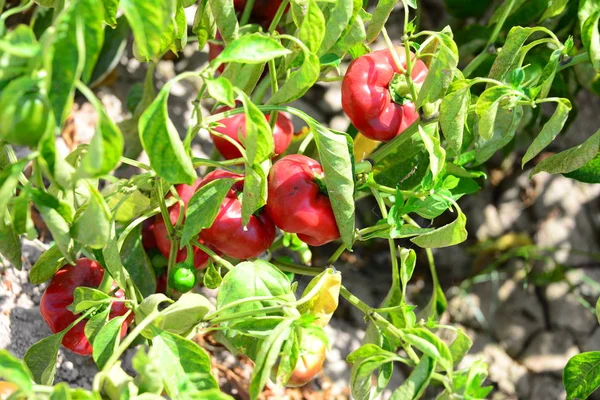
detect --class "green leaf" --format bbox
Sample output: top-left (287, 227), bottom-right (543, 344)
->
top-left (192, 0), bottom-right (216, 50)
top-left (29, 245), bottom-right (65, 284)
top-left (449, 328), bottom-right (472, 367)
top-left (182, 178), bottom-right (234, 245)
top-left (475, 86), bottom-right (518, 140)
top-left (205, 77), bottom-right (235, 108)
top-left (579, 0), bottom-right (600, 72)
top-left (267, 51), bottom-right (320, 105)
top-left (0, 350), bottom-right (34, 394)
top-left (241, 160), bottom-right (269, 227)
top-left (564, 351), bottom-right (600, 400)
top-left (105, 185), bottom-right (151, 222)
top-left (347, 344), bottom-right (401, 400)
top-left (49, 0), bottom-right (105, 124)
top-left (84, 307), bottom-right (110, 346)
top-left (120, 224), bottom-right (157, 298)
top-left (203, 261), bottom-right (222, 289)
top-left (209, 0), bottom-right (238, 44)
top-left (132, 348), bottom-right (164, 395)
top-left (77, 87), bottom-right (124, 178)
top-left (531, 128), bottom-right (600, 176)
top-left (418, 125), bottom-right (446, 183)
top-left (416, 29), bottom-right (459, 108)
top-left (440, 82), bottom-right (471, 158)
top-left (214, 34), bottom-right (291, 65)
top-left (297, 0), bottom-right (326, 54)
top-left (0, 210), bottom-right (22, 270)
top-left (68, 287), bottom-right (110, 313)
top-left (487, 26), bottom-right (535, 84)
top-left (93, 315), bottom-right (127, 369)
top-left (411, 205), bottom-right (467, 248)
top-left (403, 328), bottom-right (453, 375)
top-left (249, 318), bottom-right (295, 399)
top-left (332, 14), bottom-right (367, 57)
top-left (399, 248), bottom-right (416, 297)
top-left (121, 0), bottom-right (176, 61)
top-left (540, 0), bottom-right (568, 21)
top-left (34, 204), bottom-right (73, 262)
top-left (0, 25), bottom-right (40, 88)
top-left (522, 98), bottom-right (571, 167)
top-left (139, 80), bottom-right (197, 185)
top-left (239, 95), bottom-right (274, 165)
top-left (311, 122), bottom-right (355, 249)
top-left (366, 0), bottom-right (400, 44)
top-left (221, 62), bottom-right (266, 95)
top-left (24, 333), bottom-right (64, 385)
top-left (103, 237), bottom-right (139, 301)
top-left (318, 0), bottom-right (354, 55)
top-left (150, 326), bottom-right (219, 397)
top-left (475, 106), bottom-right (524, 165)
top-left (104, 0), bottom-right (119, 27)
top-left (70, 184), bottom-right (111, 249)
top-left (390, 356), bottom-right (435, 400)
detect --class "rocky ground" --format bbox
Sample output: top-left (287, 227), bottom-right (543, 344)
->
top-left (2, 2), bottom-right (600, 400)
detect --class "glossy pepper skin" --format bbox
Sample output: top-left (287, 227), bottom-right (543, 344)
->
top-left (40, 259), bottom-right (130, 356)
top-left (286, 332), bottom-right (327, 387)
top-left (265, 155), bottom-right (340, 246)
top-left (153, 180), bottom-right (211, 269)
top-left (199, 170), bottom-right (276, 259)
top-left (341, 47), bottom-right (428, 142)
top-left (211, 102), bottom-right (294, 160)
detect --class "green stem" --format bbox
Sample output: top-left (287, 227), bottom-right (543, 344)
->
top-left (120, 156), bottom-right (152, 171)
top-left (327, 243), bottom-right (346, 265)
top-left (97, 272), bottom-right (114, 294)
top-left (371, 187), bottom-right (400, 292)
top-left (370, 120), bottom-right (433, 164)
top-left (267, 0), bottom-right (289, 32)
top-left (239, 0), bottom-right (255, 26)
top-left (192, 240), bottom-right (235, 271)
top-left (0, 0), bottom-right (33, 35)
top-left (354, 160), bottom-right (372, 175)
top-left (268, 58), bottom-right (279, 130)
top-left (557, 52), bottom-right (589, 72)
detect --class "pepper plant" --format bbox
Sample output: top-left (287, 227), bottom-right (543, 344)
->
top-left (0, 0), bottom-right (599, 399)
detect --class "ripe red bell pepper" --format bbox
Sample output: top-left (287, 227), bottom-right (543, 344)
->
top-left (142, 218), bottom-right (157, 250)
top-left (199, 170), bottom-right (276, 259)
top-left (265, 155), bottom-right (340, 246)
top-left (39, 259), bottom-right (130, 356)
top-left (153, 180), bottom-right (211, 269)
top-left (341, 47), bottom-right (428, 141)
top-left (211, 102), bottom-right (294, 160)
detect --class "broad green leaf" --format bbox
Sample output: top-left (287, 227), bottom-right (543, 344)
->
top-left (205, 77), bottom-right (235, 108)
top-left (411, 206), bottom-right (467, 248)
top-left (121, 0), bottom-right (176, 61)
top-left (540, 0), bottom-right (568, 21)
top-left (403, 328), bottom-right (453, 375)
top-left (120, 224), bottom-right (157, 297)
top-left (154, 293), bottom-right (213, 336)
top-left (192, 0), bottom-right (216, 50)
top-left (150, 326), bottom-right (219, 397)
top-left (449, 328), bottom-right (472, 367)
top-left (49, 0), bottom-right (105, 124)
top-left (475, 106), bottom-right (524, 164)
top-left (366, 0), bottom-right (400, 43)
top-left (29, 245), bottom-right (65, 284)
top-left (531, 128), bottom-right (600, 176)
top-left (78, 86), bottom-right (124, 178)
top-left (399, 248), bottom-right (416, 297)
top-left (132, 348), bottom-right (164, 395)
top-left (267, 51), bottom-right (320, 105)
top-left (34, 205), bottom-right (72, 262)
top-left (440, 82), bottom-right (471, 158)
top-left (348, 344), bottom-right (405, 400)
top-left (0, 25), bottom-right (40, 88)
top-left (103, 237), bottom-right (140, 301)
top-left (418, 126), bottom-right (446, 183)
top-left (475, 86), bottom-right (518, 140)
top-left (311, 122), bottom-right (355, 249)
top-left (93, 315), bottom-right (127, 369)
top-left (214, 34), bottom-right (290, 65)
top-left (579, 0), bottom-right (600, 72)
top-left (68, 287), bottom-right (110, 313)
top-left (181, 178), bottom-right (235, 245)
top-left (318, 0), bottom-right (354, 55)
top-left (564, 351), bottom-right (600, 400)
top-left (84, 307), bottom-right (110, 346)
top-left (105, 186), bottom-right (151, 222)
top-left (416, 29), bottom-right (459, 108)
top-left (332, 14), bottom-right (367, 57)
top-left (522, 98), bottom-right (571, 167)
top-left (24, 333), bottom-right (64, 385)
top-left (208, 0), bottom-right (238, 44)
top-left (390, 356), bottom-right (435, 400)
top-left (104, 0), bottom-right (119, 27)
top-left (249, 318), bottom-right (296, 399)
top-left (297, 0), bottom-right (326, 54)
top-left (71, 184), bottom-right (111, 249)
top-left (0, 350), bottom-right (34, 394)
top-left (487, 26), bottom-right (535, 84)
top-left (221, 62), bottom-right (266, 95)
top-left (240, 95), bottom-right (274, 165)
top-left (139, 80), bottom-right (197, 185)
top-left (0, 210), bottom-right (22, 270)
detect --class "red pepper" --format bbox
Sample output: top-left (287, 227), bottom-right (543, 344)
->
top-left (153, 180), bottom-right (211, 270)
top-left (341, 47), bottom-right (428, 142)
top-left (234, 0), bottom-right (285, 24)
top-left (211, 102), bottom-right (294, 160)
top-left (199, 170), bottom-right (276, 259)
top-left (141, 218), bottom-right (157, 250)
top-left (39, 259), bottom-right (130, 356)
top-left (265, 155), bottom-right (340, 246)
top-left (285, 332), bottom-right (327, 387)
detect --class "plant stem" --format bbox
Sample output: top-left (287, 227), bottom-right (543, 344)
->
top-left (120, 156), bottom-right (152, 171)
top-left (267, 0), bottom-right (290, 32)
top-left (558, 52), bottom-right (589, 72)
top-left (268, 58), bottom-right (279, 130)
top-left (327, 243), bottom-right (346, 265)
top-left (192, 240), bottom-right (235, 270)
top-left (239, 0), bottom-right (255, 26)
